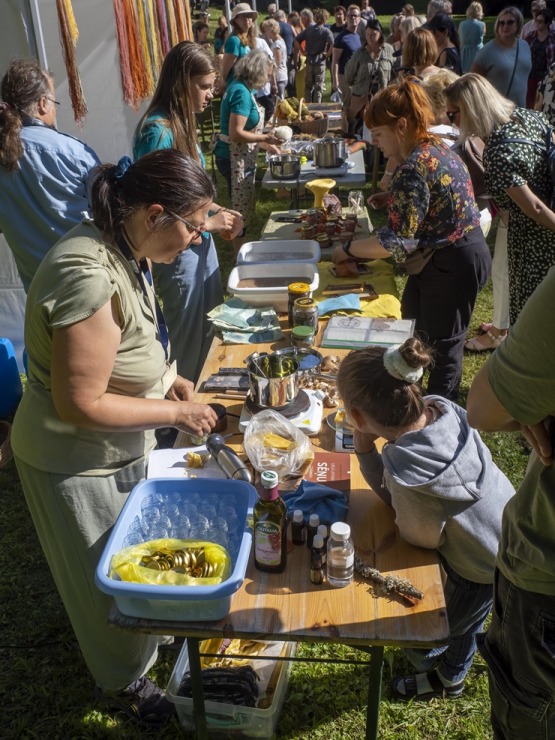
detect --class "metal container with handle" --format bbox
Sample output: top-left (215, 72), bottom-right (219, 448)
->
top-left (246, 352), bottom-right (299, 409)
top-left (268, 153), bottom-right (301, 180)
top-left (312, 138), bottom-right (347, 168)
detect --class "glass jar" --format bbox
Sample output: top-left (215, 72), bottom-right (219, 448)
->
top-left (293, 297), bottom-right (319, 333)
top-left (287, 282), bottom-right (311, 327)
top-left (291, 325), bottom-right (315, 349)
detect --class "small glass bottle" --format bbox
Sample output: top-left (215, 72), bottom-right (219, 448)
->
top-left (306, 513), bottom-right (320, 549)
top-left (253, 471), bottom-right (287, 573)
top-left (327, 522), bottom-right (355, 588)
top-left (293, 297), bottom-right (319, 333)
top-left (291, 325), bottom-right (315, 349)
top-left (288, 282), bottom-right (311, 328)
top-left (291, 509), bottom-right (305, 546)
top-left (310, 533), bottom-right (326, 585)
top-left (317, 523), bottom-right (328, 548)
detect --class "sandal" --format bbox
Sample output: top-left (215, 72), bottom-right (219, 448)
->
top-left (464, 330), bottom-right (507, 353)
top-left (390, 670), bottom-right (464, 701)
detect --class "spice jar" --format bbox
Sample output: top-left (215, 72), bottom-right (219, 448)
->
top-left (293, 297), bottom-right (319, 333)
top-left (291, 325), bottom-right (315, 349)
top-left (287, 282), bottom-right (311, 327)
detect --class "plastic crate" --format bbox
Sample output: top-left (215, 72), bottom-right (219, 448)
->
top-left (236, 240), bottom-right (320, 265)
top-left (95, 478), bottom-right (257, 621)
top-left (167, 640), bottom-right (296, 736)
top-left (227, 262), bottom-right (319, 312)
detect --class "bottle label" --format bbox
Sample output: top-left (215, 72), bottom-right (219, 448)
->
top-left (254, 521), bottom-right (282, 566)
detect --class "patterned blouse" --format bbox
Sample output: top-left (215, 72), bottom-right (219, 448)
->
top-left (376, 139), bottom-right (481, 263)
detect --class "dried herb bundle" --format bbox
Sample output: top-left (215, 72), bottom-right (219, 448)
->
top-left (354, 556), bottom-right (423, 602)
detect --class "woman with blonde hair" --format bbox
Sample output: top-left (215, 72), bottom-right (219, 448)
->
top-left (264, 18), bottom-right (288, 98)
top-left (458, 2), bottom-right (485, 72)
top-left (221, 3), bottom-right (259, 85)
top-left (445, 72), bottom-right (555, 330)
top-left (471, 6), bottom-right (531, 107)
top-left (421, 68), bottom-right (459, 124)
top-left (401, 27), bottom-right (440, 77)
top-left (331, 78), bottom-right (490, 400)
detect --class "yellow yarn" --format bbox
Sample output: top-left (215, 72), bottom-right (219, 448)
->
top-left (166, 0), bottom-right (179, 48)
top-left (63, 0), bottom-right (79, 45)
top-left (136, 0), bottom-right (155, 94)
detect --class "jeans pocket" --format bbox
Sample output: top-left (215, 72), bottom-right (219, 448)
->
top-left (540, 615), bottom-right (555, 659)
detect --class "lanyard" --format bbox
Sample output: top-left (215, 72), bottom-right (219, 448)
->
top-left (116, 234), bottom-right (170, 361)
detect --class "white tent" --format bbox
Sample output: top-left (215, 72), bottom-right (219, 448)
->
top-left (1, 0), bottom-right (156, 369)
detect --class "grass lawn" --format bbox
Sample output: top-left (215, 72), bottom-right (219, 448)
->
top-left (0, 8), bottom-right (532, 739)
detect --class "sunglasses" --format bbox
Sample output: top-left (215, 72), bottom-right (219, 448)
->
top-left (498, 19), bottom-right (516, 27)
top-left (446, 110), bottom-right (459, 123)
top-left (167, 210), bottom-right (205, 240)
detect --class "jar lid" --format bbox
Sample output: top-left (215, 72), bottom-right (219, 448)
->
top-left (292, 325), bottom-right (315, 339)
top-left (288, 282), bottom-right (311, 294)
top-left (293, 297), bottom-right (318, 309)
top-left (261, 470), bottom-right (279, 489)
top-left (309, 513), bottom-right (320, 526)
top-left (312, 534), bottom-right (324, 549)
top-left (330, 521), bottom-right (351, 540)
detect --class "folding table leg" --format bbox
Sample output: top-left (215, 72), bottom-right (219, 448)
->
top-left (187, 637), bottom-right (208, 739)
top-left (365, 645), bottom-right (384, 740)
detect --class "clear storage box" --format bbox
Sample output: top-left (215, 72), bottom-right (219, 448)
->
top-left (236, 240), bottom-right (320, 265)
top-left (227, 262), bottom-right (319, 312)
top-left (95, 478), bottom-right (256, 621)
top-left (167, 639), bottom-right (296, 736)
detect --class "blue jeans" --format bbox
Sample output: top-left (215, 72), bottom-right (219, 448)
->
top-left (478, 569), bottom-right (555, 740)
top-left (404, 556), bottom-right (493, 684)
top-left (153, 233), bottom-right (223, 383)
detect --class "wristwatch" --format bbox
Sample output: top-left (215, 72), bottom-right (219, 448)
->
top-left (342, 238), bottom-right (354, 256)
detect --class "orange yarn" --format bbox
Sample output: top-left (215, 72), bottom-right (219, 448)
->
top-left (56, 0), bottom-right (87, 125)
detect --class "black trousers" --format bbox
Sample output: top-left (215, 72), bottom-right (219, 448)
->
top-left (401, 228), bottom-right (491, 402)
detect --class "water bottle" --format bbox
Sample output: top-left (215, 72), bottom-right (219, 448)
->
top-left (327, 522), bottom-right (354, 588)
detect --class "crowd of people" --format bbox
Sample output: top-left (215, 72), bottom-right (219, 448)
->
top-left (0, 2), bottom-right (554, 738)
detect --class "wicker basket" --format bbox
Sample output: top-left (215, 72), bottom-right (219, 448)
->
top-left (274, 98), bottom-right (329, 137)
top-left (0, 420), bottom-right (13, 469)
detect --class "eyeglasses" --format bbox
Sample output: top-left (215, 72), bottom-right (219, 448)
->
top-left (498, 19), bottom-right (516, 27)
top-left (46, 97), bottom-right (61, 107)
top-left (348, 14), bottom-right (360, 18)
top-left (167, 210), bottom-right (205, 240)
top-left (446, 110), bottom-right (459, 123)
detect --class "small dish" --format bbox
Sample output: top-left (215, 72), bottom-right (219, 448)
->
top-left (326, 408), bottom-right (354, 433)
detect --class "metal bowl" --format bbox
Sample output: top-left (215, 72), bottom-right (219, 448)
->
top-left (268, 153), bottom-right (301, 180)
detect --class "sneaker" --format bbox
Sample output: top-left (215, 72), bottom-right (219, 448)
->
top-left (96, 675), bottom-right (175, 727)
top-left (390, 670), bottom-right (464, 701)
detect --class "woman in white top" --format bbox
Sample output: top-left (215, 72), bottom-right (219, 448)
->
top-left (263, 19), bottom-right (288, 98)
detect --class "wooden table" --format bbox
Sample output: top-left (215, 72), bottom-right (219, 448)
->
top-left (109, 333), bottom-right (448, 738)
top-left (262, 149), bottom-right (367, 209)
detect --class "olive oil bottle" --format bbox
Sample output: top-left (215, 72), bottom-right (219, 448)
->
top-left (253, 470), bottom-right (287, 573)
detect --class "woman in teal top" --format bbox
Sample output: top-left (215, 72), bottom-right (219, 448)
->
top-left (214, 50), bottom-right (281, 254)
top-left (458, 2), bottom-right (486, 73)
top-left (221, 3), bottom-right (258, 85)
top-left (134, 42), bottom-right (243, 385)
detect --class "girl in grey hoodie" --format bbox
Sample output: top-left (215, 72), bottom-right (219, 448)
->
top-left (337, 337), bottom-right (514, 701)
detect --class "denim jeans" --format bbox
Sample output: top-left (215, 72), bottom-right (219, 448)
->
top-left (404, 556), bottom-right (493, 684)
top-left (478, 569), bottom-right (555, 740)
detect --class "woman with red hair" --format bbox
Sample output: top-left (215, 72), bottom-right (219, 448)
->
top-left (332, 78), bottom-right (491, 401)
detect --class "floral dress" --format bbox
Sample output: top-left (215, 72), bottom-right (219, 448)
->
top-left (484, 108), bottom-right (555, 325)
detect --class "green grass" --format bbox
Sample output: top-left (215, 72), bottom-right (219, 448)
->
top-left (0, 10), bottom-right (532, 739)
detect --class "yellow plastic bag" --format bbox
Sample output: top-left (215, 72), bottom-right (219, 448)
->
top-left (109, 538), bottom-right (231, 587)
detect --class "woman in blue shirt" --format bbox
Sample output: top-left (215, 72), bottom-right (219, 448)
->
top-left (221, 3), bottom-right (259, 85)
top-left (458, 2), bottom-right (485, 73)
top-left (134, 42), bottom-right (243, 384)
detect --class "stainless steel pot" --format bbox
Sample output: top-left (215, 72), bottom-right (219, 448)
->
top-left (268, 153), bottom-right (301, 180)
top-left (246, 352), bottom-right (299, 408)
top-left (272, 347), bottom-right (323, 378)
top-left (312, 138), bottom-right (347, 168)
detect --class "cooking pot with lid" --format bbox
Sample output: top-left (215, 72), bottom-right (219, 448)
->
top-left (313, 138), bottom-right (348, 168)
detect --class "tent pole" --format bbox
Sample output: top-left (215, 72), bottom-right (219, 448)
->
top-left (27, 0), bottom-right (48, 68)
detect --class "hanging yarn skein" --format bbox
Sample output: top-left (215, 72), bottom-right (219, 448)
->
top-left (113, 0), bottom-right (193, 109)
top-left (55, 0), bottom-right (88, 125)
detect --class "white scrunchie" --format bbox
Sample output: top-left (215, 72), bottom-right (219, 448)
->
top-left (383, 345), bottom-right (424, 384)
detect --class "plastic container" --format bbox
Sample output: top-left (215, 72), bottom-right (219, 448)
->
top-left (167, 640), bottom-right (296, 736)
top-left (237, 240), bottom-right (320, 265)
top-left (95, 478), bottom-right (257, 621)
top-left (227, 263), bottom-right (319, 313)
top-left (0, 338), bottom-right (23, 419)
top-left (327, 522), bottom-right (355, 588)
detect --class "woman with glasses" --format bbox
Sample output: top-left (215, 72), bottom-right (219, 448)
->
top-left (11, 149), bottom-right (218, 727)
top-left (471, 7), bottom-right (531, 108)
top-left (525, 8), bottom-right (555, 108)
top-left (331, 78), bottom-right (491, 402)
top-left (133, 42), bottom-right (242, 386)
top-left (445, 73), bottom-right (555, 331)
top-left (0, 58), bottom-right (100, 291)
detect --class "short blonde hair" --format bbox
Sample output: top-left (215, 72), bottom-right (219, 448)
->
top-left (444, 73), bottom-right (515, 140)
top-left (400, 15), bottom-right (421, 41)
top-left (422, 68), bottom-right (459, 121)
top-left (466, 2), bottom-right (484, 20)
top-left (494, 6), bottom-right (523, 37)
top-left (263, 18), bottom-right (280, 35)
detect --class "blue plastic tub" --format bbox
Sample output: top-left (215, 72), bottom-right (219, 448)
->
top-left (95, 478), bottom-right (256, 621)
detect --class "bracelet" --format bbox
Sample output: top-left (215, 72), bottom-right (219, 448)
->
top-left (384, 170), bottom-right (396, 177)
